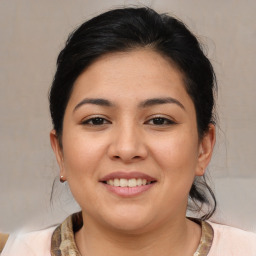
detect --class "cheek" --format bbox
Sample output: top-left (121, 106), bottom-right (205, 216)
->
top-left (62, 131), bottom-right (108, 179)
top-left (151, 134), bottom-right (199, 210)
top-left (61, 132), bottom-right (109, 210)
top-left (150, 129), bottom-right (199, 180)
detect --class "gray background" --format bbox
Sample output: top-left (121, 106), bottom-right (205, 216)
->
top-left (0, 0), bottom-right (255, 233)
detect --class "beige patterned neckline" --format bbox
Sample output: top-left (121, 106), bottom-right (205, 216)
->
top-left (51, 212), bottom-right (213, 256)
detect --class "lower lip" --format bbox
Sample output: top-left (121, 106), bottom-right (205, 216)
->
top-left (101, 183), bottom-right (155, 197)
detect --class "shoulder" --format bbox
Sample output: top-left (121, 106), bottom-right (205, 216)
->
top-left (1, 226), bottom-right (57, 256)
top-left (207, 221), bottom-right (256, 256)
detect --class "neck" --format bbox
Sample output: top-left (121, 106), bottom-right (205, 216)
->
top-left (75, 213), bottom-right (201, 256)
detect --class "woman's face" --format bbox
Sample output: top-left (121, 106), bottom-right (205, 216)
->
top-left (51, 49), bottom-right (214, 233)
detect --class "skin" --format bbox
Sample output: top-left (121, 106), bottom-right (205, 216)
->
top-left (50, 49), bottom-right (215, 256)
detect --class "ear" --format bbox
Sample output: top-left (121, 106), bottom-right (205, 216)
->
top-left (195, 123), bottom-right (216, 176)
top-left (50, 130), bottom-right (65, 178)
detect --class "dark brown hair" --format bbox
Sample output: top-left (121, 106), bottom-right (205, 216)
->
top-left (49, 7), bottom-right (217, 219)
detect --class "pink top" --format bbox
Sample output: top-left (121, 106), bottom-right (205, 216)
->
top-left (208, 222), bottom-right (256, 255)
top-left (2, 221), bottom-right (256, 256)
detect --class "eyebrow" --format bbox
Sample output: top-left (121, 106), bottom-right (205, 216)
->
top-left (73, 98), bottom-right (114, 112)
top-left (139, 97), bottom-right (185, 110)
top-left (73, 97), bottom-right (185, 112)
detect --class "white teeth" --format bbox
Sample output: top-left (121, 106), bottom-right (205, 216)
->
top-left (128, 178), bottom-right (136, 187)
top-left (106, 178), bottom-right (153, 187)
top-left (120, 178), bottom-right (128, 187)
top-left (114, 178), bottom-right (120, 186)
top-left (137, 178), bottom-right (142, 186)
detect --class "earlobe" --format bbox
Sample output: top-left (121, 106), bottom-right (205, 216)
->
top-left (196, 124), bottom-right (216, 176)
top-left (50, 130), bottom-right (65, 176)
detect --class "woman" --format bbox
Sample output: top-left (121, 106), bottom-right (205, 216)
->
top-left (1, 7), bottom-right (256, 256)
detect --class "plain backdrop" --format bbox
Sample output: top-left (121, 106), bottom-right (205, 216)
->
top-left (0, 0), bottom-right (255, 233)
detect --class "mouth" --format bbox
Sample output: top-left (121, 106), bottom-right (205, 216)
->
top-left (99, 172), bottom-right (157, 197)
top-left (101, 178), bottom-right (156, 187)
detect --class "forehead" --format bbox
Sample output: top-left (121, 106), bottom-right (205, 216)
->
top-left (68, 49), bottom-right (191, 107)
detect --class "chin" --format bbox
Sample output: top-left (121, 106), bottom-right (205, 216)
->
top-left (101, 207), bottom-right (154, 234)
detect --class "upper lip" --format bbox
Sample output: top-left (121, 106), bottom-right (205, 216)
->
top-left (99, 172), bottom-right (156, 182)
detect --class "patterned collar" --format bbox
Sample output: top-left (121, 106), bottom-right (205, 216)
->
top-left (51, 212), bottom-right (213, 256)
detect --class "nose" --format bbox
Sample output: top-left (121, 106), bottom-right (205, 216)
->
top-left (107, 123), bottom-right (148, 163)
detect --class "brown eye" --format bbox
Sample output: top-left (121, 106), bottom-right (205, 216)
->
top-left (152, 118), bottom-right (166, 125)
top-left (82, 117), bottom-right (110, 125)
top-left (146, 117), bottom-right (176, 126)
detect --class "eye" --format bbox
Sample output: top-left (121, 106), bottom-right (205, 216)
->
top-left (81, 117), bottom-right (110, 126)
top-left (146, 117), bottom-right (176, 126)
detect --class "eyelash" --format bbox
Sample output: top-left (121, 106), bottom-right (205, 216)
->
top-left (81, 117), bottom-right (111, 126)
top-left (81, 116), bottom-right (176, 126)
top-left (145, 116), bottom-right (176, 126)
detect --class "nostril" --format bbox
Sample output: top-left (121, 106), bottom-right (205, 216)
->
top-left (113, 155), bottom-right (141, 160)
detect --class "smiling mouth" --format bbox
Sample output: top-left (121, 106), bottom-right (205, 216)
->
top-left (101, 178), bottom-right (156, 188)
top-left (100, 172), bottom-right (157, 197)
